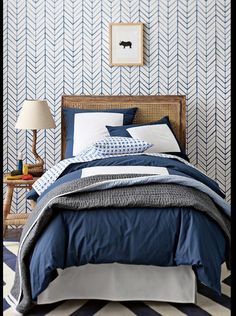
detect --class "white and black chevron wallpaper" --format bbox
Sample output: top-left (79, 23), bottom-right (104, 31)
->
top-left (3, 0), bottom-right (231, 216)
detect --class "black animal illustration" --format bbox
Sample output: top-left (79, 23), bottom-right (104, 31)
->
top-left (119, 41), bottom-right (132, 48)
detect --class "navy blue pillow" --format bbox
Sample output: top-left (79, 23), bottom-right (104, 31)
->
top-left (106, 116), bottom-right (169, 137)
top-left (106, 116), bottom-right (185, 154)
top-left (63, 107), bottom-right (137, 158)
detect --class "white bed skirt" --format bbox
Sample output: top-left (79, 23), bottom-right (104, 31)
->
top-left (37, 263), bottom-right (197, 304)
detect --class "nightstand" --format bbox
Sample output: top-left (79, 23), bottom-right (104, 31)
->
top-left (3, 174), bottom-right (40, 236)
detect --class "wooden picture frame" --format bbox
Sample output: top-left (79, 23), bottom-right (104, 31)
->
top-left (109, 22), bottom-right (143, 66)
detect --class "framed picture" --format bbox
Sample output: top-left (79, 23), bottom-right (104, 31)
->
top-left (109, 22), bottom-right (143, 66)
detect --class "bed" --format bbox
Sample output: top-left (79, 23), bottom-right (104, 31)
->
top-left (7, 95), bottom-right (230, 315)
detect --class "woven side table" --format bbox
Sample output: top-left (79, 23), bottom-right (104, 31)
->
top-left (3, 174), bottom-right (39, 236)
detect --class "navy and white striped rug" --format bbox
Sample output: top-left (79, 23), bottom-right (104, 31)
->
top-left (3, 242), bottom-right (231, 316)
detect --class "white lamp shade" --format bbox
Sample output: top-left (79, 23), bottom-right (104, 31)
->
top-left (15, 100), bottom-right (56, 130)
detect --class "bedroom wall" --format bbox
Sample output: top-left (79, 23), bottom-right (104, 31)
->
top-left (3, 0), bottom-right (231, 216)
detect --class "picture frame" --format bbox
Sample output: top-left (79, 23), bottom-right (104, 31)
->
top-left (109, 22), bottom-right (143, 66)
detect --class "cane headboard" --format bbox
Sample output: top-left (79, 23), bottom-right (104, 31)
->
top-left (61, 95), bottom-right (186, 160)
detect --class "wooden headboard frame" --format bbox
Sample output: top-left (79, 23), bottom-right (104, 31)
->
top-left (61, 95), bottom-right (186, 160)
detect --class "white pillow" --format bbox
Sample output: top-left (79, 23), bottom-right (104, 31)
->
top-left (73, 112), bottom-right (124, 156)
top-left (127, 124), bottom-right (181, 153)
top-left (94, 137), bottom-right (152, 155)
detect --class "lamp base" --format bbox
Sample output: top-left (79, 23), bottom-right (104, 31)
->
top-left (28, 129), bottom-right (45, 177)
top-left (28, 166), bottom-right (44, 177)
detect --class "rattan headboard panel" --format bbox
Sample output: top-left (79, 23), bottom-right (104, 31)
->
top-left (61, 95), bottom-right (186, 159)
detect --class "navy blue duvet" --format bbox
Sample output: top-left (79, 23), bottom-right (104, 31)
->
top-left (27, 154), bottom-right (228, 299)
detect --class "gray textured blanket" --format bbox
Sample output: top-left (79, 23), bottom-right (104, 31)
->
top-left (8, 174), bottom-right (230, 314)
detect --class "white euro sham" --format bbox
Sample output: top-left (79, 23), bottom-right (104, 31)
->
top-left (127, 124), bottom-right (181, 153)
top-left (73, 112), bottom-right (124, 156)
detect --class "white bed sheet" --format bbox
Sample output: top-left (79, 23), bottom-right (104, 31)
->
top-left (81, 165), bottom-right (169, 177)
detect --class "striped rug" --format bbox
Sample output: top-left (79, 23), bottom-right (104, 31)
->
top-left (3, 242), bottom-right (231, 316)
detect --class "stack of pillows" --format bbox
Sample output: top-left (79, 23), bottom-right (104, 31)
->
top-left (63, 107), bottom-right (187, 159)
top-left (26, 107), bottom-right (187, 202)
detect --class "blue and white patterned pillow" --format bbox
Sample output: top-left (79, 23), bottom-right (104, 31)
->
top-left (94, 137), bottom-right (153, 155)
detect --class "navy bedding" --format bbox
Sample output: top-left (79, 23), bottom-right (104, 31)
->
top-left (27, 153), bottom-right (224, 202)
top-left (27, 154), bottom-right (229, 299)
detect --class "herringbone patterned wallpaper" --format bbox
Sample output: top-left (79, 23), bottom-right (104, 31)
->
top-left (3, 0), bottom-right (231, 216)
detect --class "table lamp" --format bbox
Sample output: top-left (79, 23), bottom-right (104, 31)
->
top-left (15, 100), bottom-right (56, 177)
